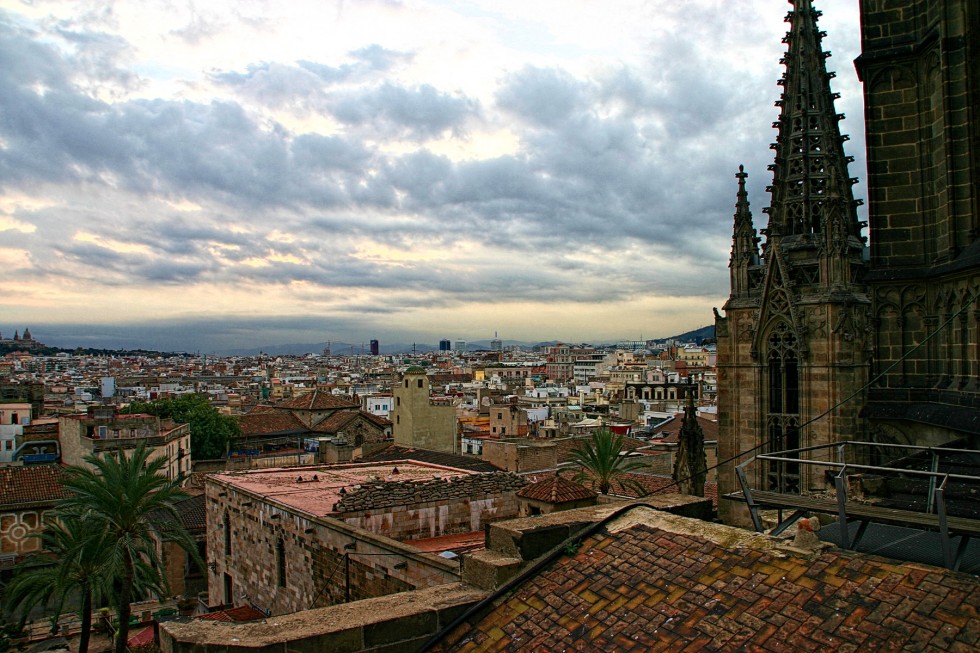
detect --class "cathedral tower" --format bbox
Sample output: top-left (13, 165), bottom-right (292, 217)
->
top-left (716, 0), bottom-right (871, 524)
top-left (855, 0), bottom-right (980, 448)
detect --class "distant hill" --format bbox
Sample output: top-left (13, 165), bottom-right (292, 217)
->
top-left (662, 325), bottom-right (715, 345)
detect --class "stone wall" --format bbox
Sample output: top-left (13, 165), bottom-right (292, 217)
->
top-left (160, 583), bottom-right (486, 653)
top-left (337, 473), bottom-right (527, 542)
top-left (160, 497), bottom-right (712, 653)
top-left (205, 478), bottom-right (462, 616)
top-left (856, 0), bottom-right (979, 442)
top-left (481, 440), bottom-right (557, 472)
top-left (391, 371), bottom-right (457, 453)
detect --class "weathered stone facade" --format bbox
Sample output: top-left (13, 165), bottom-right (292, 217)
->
top-left (716, 0), bottom-right (871, 524)
top-left (0, 507), bottom-right (52, 559)
top-left (206, 479), bottom-right (460, 616)
top-left (391, 368), bottom-right (457, 453)
top-left (481, 439), bottom-right (558, 473)
top-left (335, 473), bottom-right (527, 542)
top-left (205, 465), bottom-right (525, 616)
top-left (59, 405), bottom-right (191, 480)
top-left (716, 0), bottom-right (979, 525)
top-left (855, 0), bottom-right (980, 446)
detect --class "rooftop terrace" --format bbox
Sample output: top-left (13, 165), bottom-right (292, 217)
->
top-left (208, 461), bottom-right (475, 517)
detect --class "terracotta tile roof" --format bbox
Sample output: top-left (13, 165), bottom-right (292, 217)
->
top-left (127, 626), bottom-right (155, 648)
top-left (238, 410), bottom-right (307, 436)
top-left (277, 390), bottom-right (358, 411)
top-left (435, 508), bottom-right (980, 652)
top-left (360, 444), bottom-right (502, 473)
top-left (181, 471), bottom-right (210, 494)
top-left (150, 494), bottom-right (206, 534)
top-left (360, 411), bottom-right (392, 429)
top-left (0, 464), bottom-right (70, 507)
top-left (516, 475), bottom-right (597, 503)
top-left (651, 412), bottom-right (719, 443)
top-left (309, 409), bottom-right (391, 434)
top-left (533, 468), bottom-right (718, 509)
top-left (309, 410), bottom-right (358, 433)
top-left (175, 494), bottom-right (206, 531)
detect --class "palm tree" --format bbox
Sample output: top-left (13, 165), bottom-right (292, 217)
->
top-left (4, 516), bottom-right (113, 653)
top-left (568, 428), bottom-right (649, 496)
top-left (58, 444), bottom-right (199, 653)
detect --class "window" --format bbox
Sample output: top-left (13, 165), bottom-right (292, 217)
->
top-left (223, 573), bottom-right (233, 606)
top-left (766, 322), bottom-right (801, 493)
top-left (276, 537), bottom-right (286, 587)
top-left (417, 379), bottom-right (424, 389)
top-left (224, 512), bottom-right (232, 556)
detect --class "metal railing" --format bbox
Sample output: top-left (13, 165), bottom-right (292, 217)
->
top-left (733, 440), bottom-right (980, 570)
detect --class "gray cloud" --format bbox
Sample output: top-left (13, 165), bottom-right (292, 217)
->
top-left (497, 66), bottom-right (582, 127)
top-left (0, 3), bottom-right (867, 350)
top-left (330, 83), bottom-right (475, 139)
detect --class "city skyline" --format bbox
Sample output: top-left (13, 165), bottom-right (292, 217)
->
top-left (0, 1), bottom-right (864, 353)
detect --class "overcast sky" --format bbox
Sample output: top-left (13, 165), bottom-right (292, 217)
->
top-left (0, 0), bottom-right (865, 353)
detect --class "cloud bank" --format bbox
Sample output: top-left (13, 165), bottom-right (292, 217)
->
top-left (0, 1), bottom-right (864, 351)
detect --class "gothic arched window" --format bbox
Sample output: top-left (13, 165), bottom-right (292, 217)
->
top-left (766, 321), bottom-right (801, 493)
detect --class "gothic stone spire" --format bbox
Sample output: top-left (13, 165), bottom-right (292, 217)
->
top-left (764, 0), bottom-right (863, 261)
top-left (673, 385), bottom-right (707, 498)
top-left (729, 165), bottom-right (762, 297)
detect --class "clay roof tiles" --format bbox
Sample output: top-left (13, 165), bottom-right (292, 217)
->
top-left (516, 474), bottom-right (597, 504)
top-left (238, 410), bottom-right (307, 436)
top-left (0, 464), bottom-right (70, 507)
top-left (309, 410), bottom-right (358, 434)
top-left (652, 412), bottom-right (719, 443)
top-left (529, 468), bottom-right (718, 509)
top-left (277, 390), bottom-right (358, 411)
top-left (434, 508), bottom-right (980, 652)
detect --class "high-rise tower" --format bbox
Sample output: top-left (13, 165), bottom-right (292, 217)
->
top-left (716, 0), bottom-right (871, 524)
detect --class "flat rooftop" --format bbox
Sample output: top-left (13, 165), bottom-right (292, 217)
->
top-left (208, 461), bottom-right (474, 517)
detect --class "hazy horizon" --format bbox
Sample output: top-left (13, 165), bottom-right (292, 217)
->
top-left (4, 318), bottom-right (715, 354)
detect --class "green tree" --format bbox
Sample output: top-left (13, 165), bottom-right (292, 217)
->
top-left (123, 393), bottom-right (240, 459)
top-left (4, 517), bottom-right (113, 653)
top-left (568, 429), bottom-right (649, 496)
top-left (58, 444), bottom-right (199, 653)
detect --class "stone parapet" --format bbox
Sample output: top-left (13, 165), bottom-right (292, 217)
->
top-left (334, 472), bottom-right (527, 513)
top-left (159, 582), bottom-right (487, 653)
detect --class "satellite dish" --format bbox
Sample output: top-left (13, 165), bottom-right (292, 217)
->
top-left (481, 396), bottom-right (491, 406)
